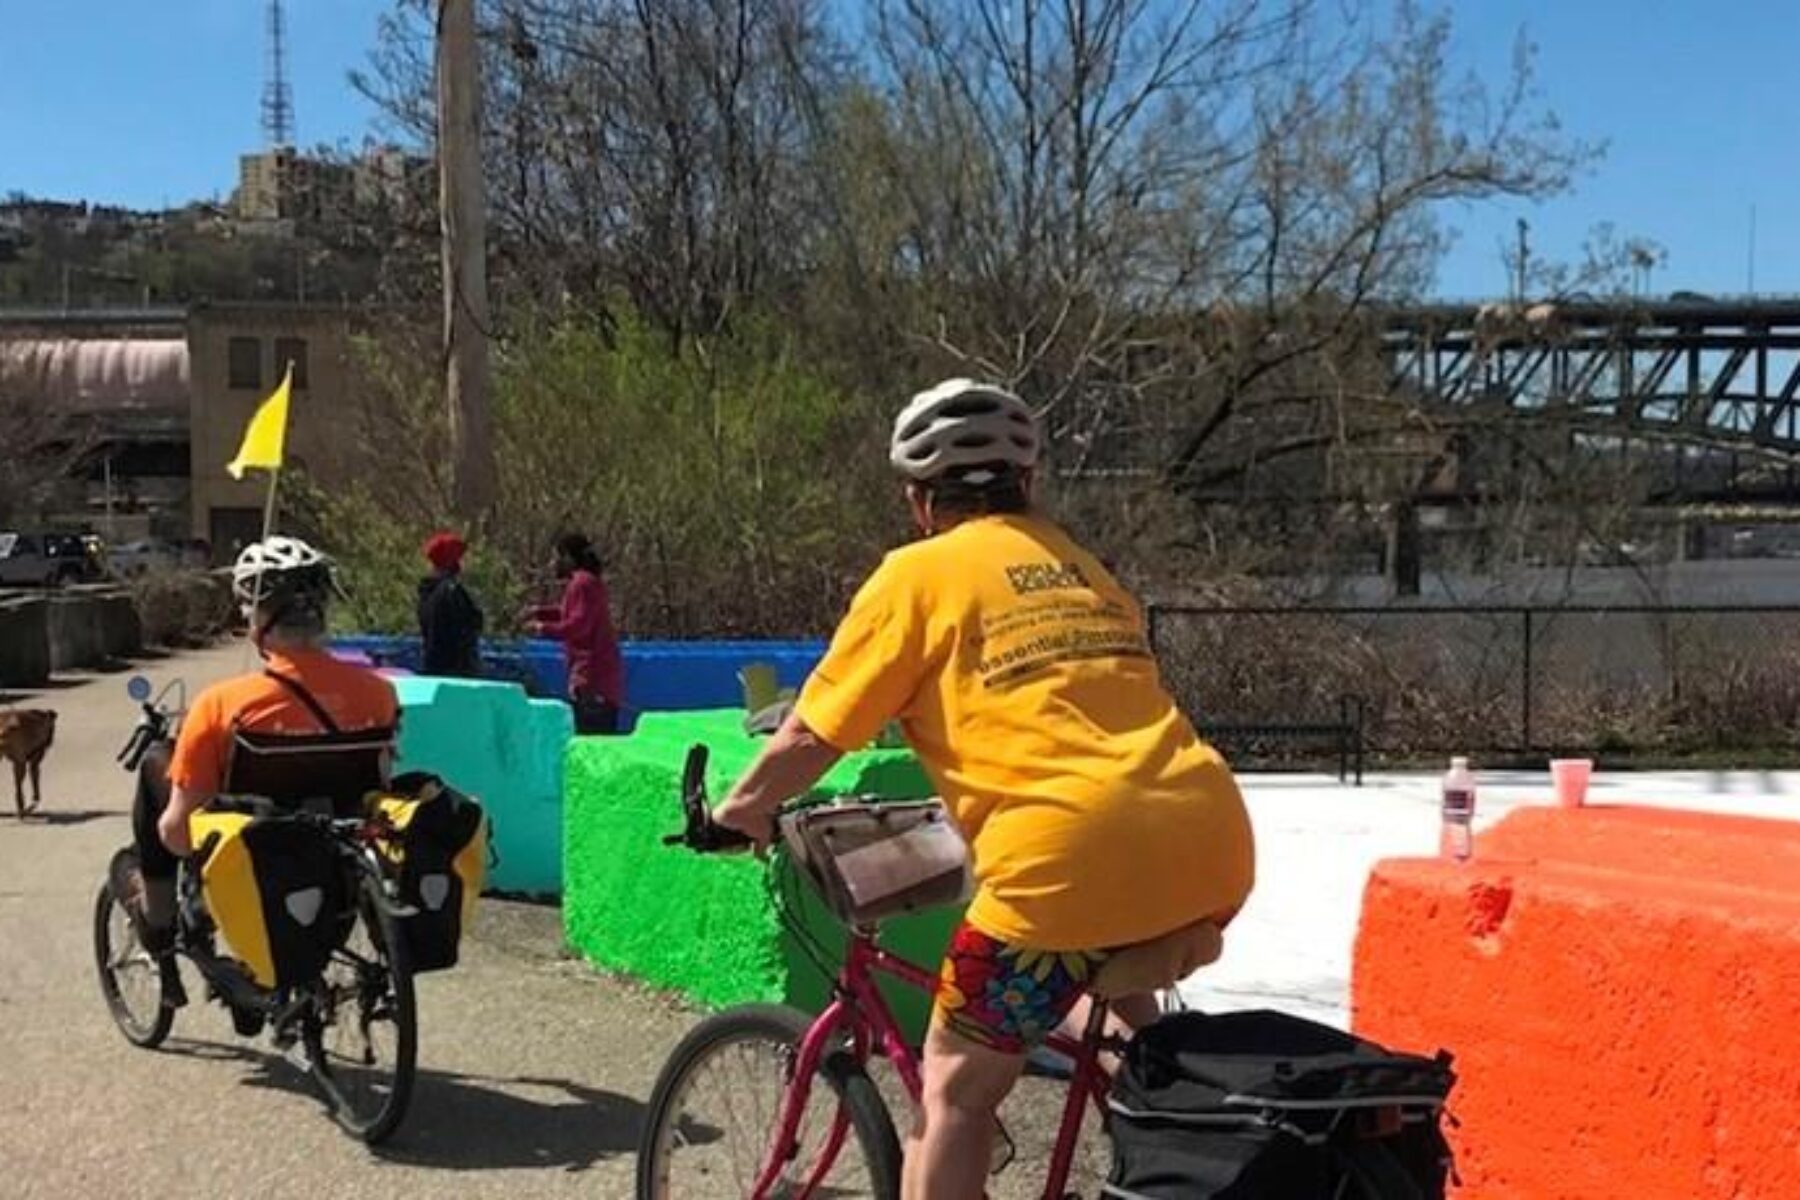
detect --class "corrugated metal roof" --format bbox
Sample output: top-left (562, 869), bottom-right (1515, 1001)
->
top-left (1, 338), bottom-right (190, 410)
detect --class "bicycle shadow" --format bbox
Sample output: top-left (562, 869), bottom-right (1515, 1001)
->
top-left (162, 1038), bottom-right (644, 1171)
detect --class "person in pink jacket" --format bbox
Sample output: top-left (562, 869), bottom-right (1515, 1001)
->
top-left (525, 532), bottom-right (625, 733)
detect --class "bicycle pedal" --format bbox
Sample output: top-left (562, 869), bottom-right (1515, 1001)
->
top-left (283, 1040), bottom-right (314, 1072)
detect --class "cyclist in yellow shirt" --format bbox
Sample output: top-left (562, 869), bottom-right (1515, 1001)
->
top-left (713, 378), bottom-right (1254, 1200)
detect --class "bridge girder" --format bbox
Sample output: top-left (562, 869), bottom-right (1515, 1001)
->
top-left (1381, 299), bottom-right (1800, 458)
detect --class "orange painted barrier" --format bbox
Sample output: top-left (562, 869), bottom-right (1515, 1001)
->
top-left (1352, 805), bottom-right (1800, 1200)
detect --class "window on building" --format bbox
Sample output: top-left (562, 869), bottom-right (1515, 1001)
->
top-left (209, 508), bottom-right (265, 561)
top-left (228, 337), bottom-right (262, 390)
top-left (274, 337), bottom-right (309, 390)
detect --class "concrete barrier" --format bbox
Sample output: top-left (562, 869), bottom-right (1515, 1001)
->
top-left (0, 596), bottom-right (51, 687)
top-left (1352, 805), bottom-right (1800, 1199)
top-left (45, 588), bottom-right (143, 673)
top-left (333, 634), bottom-right (826, 712)
top-left (562, 709), bottom-right (956, 1039)
top-left (97, 590), bottom-right (144, 658)
top-left (389, 676), bottom-right (573, 896)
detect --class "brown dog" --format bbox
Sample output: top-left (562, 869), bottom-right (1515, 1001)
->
top-left (0, 709), bottom-right (56, 819)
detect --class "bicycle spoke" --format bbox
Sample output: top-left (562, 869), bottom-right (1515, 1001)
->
top-left (104, 898), bottom-right (163, 1030)
top-left (651, 1029), bottom-right (885, 1198)
top-left (313, 916), bottom-right (403, 1121)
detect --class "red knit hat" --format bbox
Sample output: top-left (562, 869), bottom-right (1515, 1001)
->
top-left (423, 531), bottom-right (466, 571)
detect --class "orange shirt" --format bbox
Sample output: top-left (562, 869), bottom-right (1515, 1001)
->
top-left (168, 649), bottom-right (399, 797)
top-left (795, 514), bottom-right (1254, 951)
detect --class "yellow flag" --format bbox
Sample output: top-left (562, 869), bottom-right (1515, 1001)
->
top-left (226, 365), bottom-right (292, 479)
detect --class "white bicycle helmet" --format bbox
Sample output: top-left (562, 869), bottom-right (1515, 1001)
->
top-left (889, 378), bottom-right (1041, 485)
top-left (231, 535), bottom-right (335, 612)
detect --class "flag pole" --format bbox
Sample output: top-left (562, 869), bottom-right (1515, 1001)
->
top-left (259, 466), bottom-right (281, 544)
top-left (242, 469), bottom-right (280, 670)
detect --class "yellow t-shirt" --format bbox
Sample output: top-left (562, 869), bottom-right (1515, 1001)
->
top-left (795, 514), bottom-right (1254, 951)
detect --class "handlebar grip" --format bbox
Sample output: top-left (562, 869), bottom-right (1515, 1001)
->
top-left (664, 743), bottom-right (756, 853)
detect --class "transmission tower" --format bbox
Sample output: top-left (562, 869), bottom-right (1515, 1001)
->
top-left (261, 0), bottom-right (295, 147)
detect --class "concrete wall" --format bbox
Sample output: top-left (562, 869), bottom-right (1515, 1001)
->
top-left (1, 588), bottom-right (141, 683)
top-left (1353, 805), bottom-right (1800, 1199)
top-left (186, 304), bottom-right (364, 545)
top-left (47, 589), bottom-right (142, 671)
top-left (0, 596), bottom-right (51, 687)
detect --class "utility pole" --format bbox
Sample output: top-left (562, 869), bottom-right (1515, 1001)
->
top-left (1515, 218), bottom-right (1530, 303)
top-left (437, 0), bottom-right (496, 518)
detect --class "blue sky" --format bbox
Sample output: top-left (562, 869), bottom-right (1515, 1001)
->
top-left (1433, 1), bottom-right (1798, 299)
top-left (1, 1), bottom-right (1793, 299)
top-left (0, 0), bottom-right (387, 209)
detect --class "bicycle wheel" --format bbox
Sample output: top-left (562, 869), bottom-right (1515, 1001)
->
top-left (93, 878), bottom-right (173, 1049)
top-left (637, 1004), bottom-right (902, 1200)
top-left (305, 877), bottom-right (417, 1145)
top-left (1332, 1138), bottom-right (1428, 1200)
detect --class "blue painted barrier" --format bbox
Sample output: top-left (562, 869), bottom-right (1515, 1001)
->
top-left (333, 635), bottom-right (827, 712)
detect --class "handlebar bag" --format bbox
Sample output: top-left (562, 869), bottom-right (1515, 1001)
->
top-left (782, 800), bottom-right (971, 928)
top-left (367, 772), bottom-right (487, 973)
top-left (187, 808), bottom-right (345, 990)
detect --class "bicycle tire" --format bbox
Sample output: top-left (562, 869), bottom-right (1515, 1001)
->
top-left (93, 878), bottom-right (173, 1049)
top-left (1333, 1138), bottom-right (1428, 1200)
top-left (305, 874), bottom-right (417, 1145)
top-left (636, 1003), bottom-right (903, 1200)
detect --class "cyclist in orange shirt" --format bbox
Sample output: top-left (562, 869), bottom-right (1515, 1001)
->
top-left (713, 379), bottom-right (1255, 1200)
top-left (125, 537), bottom-right (397, 1008)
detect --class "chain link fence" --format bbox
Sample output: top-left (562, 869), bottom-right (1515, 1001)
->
top-left (1147, 603), bottom-right (1800, 761)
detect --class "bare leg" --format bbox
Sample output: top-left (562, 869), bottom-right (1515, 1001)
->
top-left (901, 1022), bottom-right (1027, 1200)
top-left (1058, 991), bottom-right (1161, 1077)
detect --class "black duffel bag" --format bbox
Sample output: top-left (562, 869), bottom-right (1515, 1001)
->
top-left (1105, 1009), bottom-right (1454, 1199)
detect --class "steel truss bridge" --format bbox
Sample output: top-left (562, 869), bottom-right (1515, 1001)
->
top-left (1382, 299), bottom-right (1800, 501)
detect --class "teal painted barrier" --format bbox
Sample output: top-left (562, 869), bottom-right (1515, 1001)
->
top-left (391, 676), bottom-right (572, 896)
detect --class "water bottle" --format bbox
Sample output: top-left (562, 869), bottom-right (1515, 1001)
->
top-left (1440, 756), bottom-right (1476, 862)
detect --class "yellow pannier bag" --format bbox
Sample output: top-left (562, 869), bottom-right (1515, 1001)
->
top-left (187, 808), bottom-right (344, 989)
top-left (366, 773), bottom-right (487, 973)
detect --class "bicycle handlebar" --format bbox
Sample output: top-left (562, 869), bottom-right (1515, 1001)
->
top-left (663, 745), bottom-right (754, 853)
top-left (116, 703), bottom-right (169, 773)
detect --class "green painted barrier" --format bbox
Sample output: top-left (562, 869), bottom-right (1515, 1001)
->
top-left (563, 709), bottom-right (963, 1040)
top-left (392, 676), bottom-right (573, 896)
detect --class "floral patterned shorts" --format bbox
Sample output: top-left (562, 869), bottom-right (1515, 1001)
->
top-left (932, 922), bottom-right (1110, 1054)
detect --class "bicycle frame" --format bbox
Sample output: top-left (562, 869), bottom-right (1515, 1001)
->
top-left (753, 929), bottom-right (1114, 1200)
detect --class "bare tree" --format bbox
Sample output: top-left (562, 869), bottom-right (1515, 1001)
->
top-left (0, 340), bottom-right (92, 527)
top-left (360, 0), bottom-right (840, 345)
top-left (855, 2), bottom-right (1590, 558)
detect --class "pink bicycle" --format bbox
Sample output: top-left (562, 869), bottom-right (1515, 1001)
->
top-left (635, 746), bottom-right (1433, 1199)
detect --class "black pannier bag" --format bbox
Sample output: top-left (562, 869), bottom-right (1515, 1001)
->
top-left (368, 772), bottom-right (488, 973)
top-left (1105, 1009), bottom-right (1455, 1199)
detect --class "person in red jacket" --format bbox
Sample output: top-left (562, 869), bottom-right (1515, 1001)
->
top-left (525, 532), bottom-right (625, 733)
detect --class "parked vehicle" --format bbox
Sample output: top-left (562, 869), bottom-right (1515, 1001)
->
top-left (0, 531), bottom-right (104, 587)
